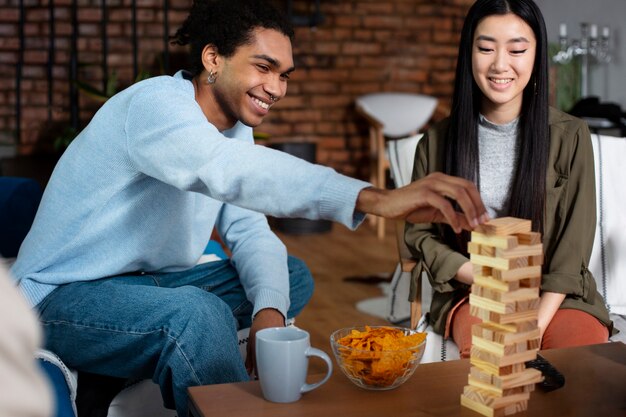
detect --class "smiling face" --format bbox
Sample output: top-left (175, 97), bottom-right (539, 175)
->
top-left (207, 27), bottom-right (294, 129)
top-left (471, 13), bottom-right (536, 123)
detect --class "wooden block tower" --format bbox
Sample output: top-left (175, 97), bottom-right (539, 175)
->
top-left (460, 217), bottom-right (544, 417)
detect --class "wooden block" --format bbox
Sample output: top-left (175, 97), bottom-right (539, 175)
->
top-left (471, 232), bottom-right (519, 249)
top-left (472, 336), bottom-right (510, 357)
top-left (529, 254), bottom-right (544, 266)
top-left (467, 375), bottom-right (502, 396)
top-left (514, 231), bottom-right (541, 245)
top-left (475, 217), bottom-right (532, 236)
top-left (462, 385), bottom-right (530, 408)
top-left (516, 298), bottom-right (541, 312)
top-left (503, 287), bottom-right (539, 303)
top-left (471, 333), bottom-right (541, 357)
top-left (470, 305), bottom-right (539, 324)
top-left (504, 326), bottom-right (540, 348)
top-left (461, 394), bottom-right (528, 417)
top-left (469, 292), bottom-right (540, 316)
top-left (470, 345), bottom-right (538, 368)
top-left (472, 322), bottom-right (495, 340)
top-left (469, 366), bottom-right (496, 386)
top-left (502, 385), bottom-right (535, 397)
top-left (474, 275), bottom-right (520, 292)
top-left (472, 335), bottom-right (526, 357)
top-left (492, 266), bottom-right (542, 282)
top-left (472, 285), bottom-right (538, 303)
top-left (471, 253), bottom-right (529, 271)
top-left (526, 337), bottom-right (541, 350)
top-left (471, 359), bottom-right (527, 376)
top-left (470, 294), bottom-right (541, 316)
top-left (471, 284), bottom-right (490, 298)
top-left (470, 294), bottom-right (515, 315)
top-left (468, 242), bottom-right (496, 257)
top-left (519, 277), bottom-right (542, 288)
top-left (468, 375), bottom-right (540, 396)
top-left (472, 322), bottom-right (540, 345)
top-left (501, 400), bottom-right (529, 416)
top-left (461, 393), bottom-right (497, 417)
top-left (482, 320), bottom-right (539, 335)
top-left (473, 264), bottom-right (494, 277)
top-left (495, 244), bottom-right (543, 259)
top-left (468, 241), bottom-right (480, 255)
top-left (470, 366), bottom-right (543, 391)
top-left (514, 341), bottom-right (527, 352)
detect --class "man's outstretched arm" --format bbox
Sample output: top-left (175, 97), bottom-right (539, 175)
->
top-left (356, 172), bottom-right (489, 234)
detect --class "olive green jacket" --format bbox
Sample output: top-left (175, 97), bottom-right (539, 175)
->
top-left (405, 108), bottom-right (612, 336)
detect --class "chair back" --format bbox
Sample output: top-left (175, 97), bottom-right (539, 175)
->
top-left (387, 133), bottom-right (424, 188)
top-left (590, 134), bottom-right (626, 316)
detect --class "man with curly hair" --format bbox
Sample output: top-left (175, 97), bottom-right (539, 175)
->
top-left (11, 0), bottom-right (487, 415)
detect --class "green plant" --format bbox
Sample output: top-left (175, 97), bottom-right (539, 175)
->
top-left (253, 131), bottom-right (271, 142)
top-left (77, 69), bottom-right (151, 103)
top-left (53, 126), bottom-right (79, 151)
top-left (53, 69), bottom-right (151, 151)
top-left (548, 42), bottom-right (581, 112)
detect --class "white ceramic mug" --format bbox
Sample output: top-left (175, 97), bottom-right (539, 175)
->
top-left (255, 327), bottom-right (332, 403)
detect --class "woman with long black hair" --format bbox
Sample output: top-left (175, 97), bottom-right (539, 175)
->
top-left (406, 0), bottom-right (612, 357)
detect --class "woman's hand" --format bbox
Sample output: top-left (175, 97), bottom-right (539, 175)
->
top-left (537, 292), bottom-right (566, 340)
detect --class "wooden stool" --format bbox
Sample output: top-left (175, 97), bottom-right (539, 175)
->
top-left (355, 92), bottom-right (437, 239)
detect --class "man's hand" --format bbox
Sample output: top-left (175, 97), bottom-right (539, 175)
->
top-left (245, 308), bottom-right (285, 376)
top-left (356, 172), bottom-right (489, 233)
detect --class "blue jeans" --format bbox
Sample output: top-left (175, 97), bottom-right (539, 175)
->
top-left (36, 256), bottom-right (314, 417)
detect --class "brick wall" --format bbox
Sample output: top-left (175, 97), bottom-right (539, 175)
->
top-left (0, 0), bottom-right (191, 154)
top-left (0, 0), bottom-right (473, 179)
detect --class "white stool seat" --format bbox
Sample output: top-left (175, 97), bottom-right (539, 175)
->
top-left (356, 93), bottom-right (438, 138)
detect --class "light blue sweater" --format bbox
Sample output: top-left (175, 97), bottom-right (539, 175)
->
top-left (11, 71), bottom-right (369, 318)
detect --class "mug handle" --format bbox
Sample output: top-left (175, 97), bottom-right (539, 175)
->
top-left (301, 347), bottom-right (333, 394)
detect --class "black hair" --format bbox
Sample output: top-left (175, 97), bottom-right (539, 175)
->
top-left (444, 0), bottom-right (549, 251)
top-left (170, 0), bottom-right (294, 75)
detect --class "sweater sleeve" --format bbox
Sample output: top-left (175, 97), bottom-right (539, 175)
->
top-left (403, 130), bottom-right (469, 293)
top-left (216, 202), bottom-right (291, 318)
top-left (124, 84), bottom-right (369, 229)
top-left (541, 120), bottom-right (596, 299)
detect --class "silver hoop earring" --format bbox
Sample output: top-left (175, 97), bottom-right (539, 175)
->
top-left (206, 70), bottom-right (216, 84)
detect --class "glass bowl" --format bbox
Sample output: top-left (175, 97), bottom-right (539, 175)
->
top-left (330, 326), bottom-right (427, 390)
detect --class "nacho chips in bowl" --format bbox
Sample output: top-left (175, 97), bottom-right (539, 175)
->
top-left (330, 326), bottom-right (427, 390)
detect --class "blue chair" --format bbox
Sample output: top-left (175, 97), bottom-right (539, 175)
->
top-left (0, 176), bottom-right (77, 416)
top-left (37, 350), bottom-right (78, 417)
top-left (0, 177), bottom-right (42, 258)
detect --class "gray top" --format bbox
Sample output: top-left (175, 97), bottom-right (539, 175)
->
top-left (478, 115), bottom-right (520, 218)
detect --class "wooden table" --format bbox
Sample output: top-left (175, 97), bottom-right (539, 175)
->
top-left (188, 342), bottom-right (626, 417)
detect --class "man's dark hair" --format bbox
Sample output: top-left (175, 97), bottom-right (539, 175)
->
top-left (170, 0), bottom-right (294, 75)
